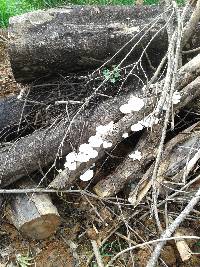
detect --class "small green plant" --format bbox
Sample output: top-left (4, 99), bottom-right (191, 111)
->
top-left (102, 65), bottom-right (121, 83)
top-left (195, 241), bottom-right (200, 246)
top-left (91, 240), bottom-right (126, 266)
top-left (16, 253), bottom-right (34, 267)
top-left (0, 0), bottom-right (67, 28)
top-left (195, 241), bottom-right (200, 252)
top-left (100, 241), bottom-right (117, 256)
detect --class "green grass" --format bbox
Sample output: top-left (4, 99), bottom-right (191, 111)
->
top-left (0, 0), bottom-right (159, 28)
top-left (0, 0), bottom-right (184, 28)
top-left (0, 0), bottom-right (68, 27)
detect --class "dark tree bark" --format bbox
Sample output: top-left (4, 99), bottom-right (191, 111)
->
top-left (0, 95), bottom-right (25, 130)
top-left (0, 92), bottom-right (131, 188)
top-left (9, 5), bottom-right (173, 82)
top-left (9, 6), bottom-right (200, 83)
top-left (1, 52), bottom-right (200, 189)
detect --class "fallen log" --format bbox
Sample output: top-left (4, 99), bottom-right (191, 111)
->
top-left (9, 5), bottom-right (198, 82)
top-left (0, 91), bottom-right (131, 188)
top-left (0, 92), bottom-right (60, 143)
top-left (0, 76), bottom-right (89, 140)
top-left (0, 53), bottom-right (199, 190)
top-left (8, 5), bottom-right (166, 82)
top-left (7, 180), bottom-right (60, 239)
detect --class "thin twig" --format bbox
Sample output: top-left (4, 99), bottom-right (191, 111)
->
top-left (182, 46), bottom-right (200, 54)
top-left (146, 186), bottom-right (200, 267)
top-left (0, 34), bottom-right (7, 42)
top-left (91, 240), bottom-right (105, 267)
top-left (139, 174), bottom-right (200, 221)
top-left (151, 0), bottom-right (187, 232)
top-left (106, 236), bottom-right (200, 267)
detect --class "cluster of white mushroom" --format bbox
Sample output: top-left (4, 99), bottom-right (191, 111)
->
top-left (131, 115), bottom-right (159, 132)
top-left (163, 90), bottom-right (182, 110)
top-left (64, 121), bottom-right (114, 181)
top-left (120, 91), bottom-right (181, 162)
top-left (63, 90), bottom-right (181, 181)
top-left (119, 95), bottom-right (145, 114)
top-left (129, 150), bottom-right (142, 161)
top-left (122, 91), bottom-right (181, 136)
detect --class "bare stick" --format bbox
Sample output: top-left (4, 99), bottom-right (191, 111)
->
top-left (182, 46), bottom-right (200, 54)
top-left (146, 186), bottom-right (200, 267)
top-left (91, 240), bottom-right (105, 267)
top-left (0, 34), bottom-right (7, 42)
top-left (174, 229), bottom-right (192, 262)
top-left (151, 1), bottom-right (188, 231)
top-left (139, 173), bottom-right (200, 221)
top-left (105, 235), bottom-right (200, 267)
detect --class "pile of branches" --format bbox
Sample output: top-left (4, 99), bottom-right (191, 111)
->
top-left (1, 1), bottom-right (200, 266)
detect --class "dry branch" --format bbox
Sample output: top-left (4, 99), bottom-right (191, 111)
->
top-left (182, 0), bottom-right (200, 46)
top-left (106, 235), bottom-right (200, 267)
top-left (129, 121), bottom-right (200, 204)
top-left (174, 229), bottom-right (192, 262)
top-left (146, 185), bottom-right (200, 267)
top-left (90, 240), bottom-right (105, 267)
top-left (155, 122), bottom-right (200, 194)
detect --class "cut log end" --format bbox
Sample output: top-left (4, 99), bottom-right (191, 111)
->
top-left (93, 180), bottom-right (116, 198)
top-left (19, 214), bottom-right (61, 240)
top-left (8, 181), bottom-right (61, 240)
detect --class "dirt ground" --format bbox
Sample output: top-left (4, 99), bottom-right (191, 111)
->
top-left (1, 29), bottom-right (200, 267)
top-left (0, 30), bottom-right (19, 97)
